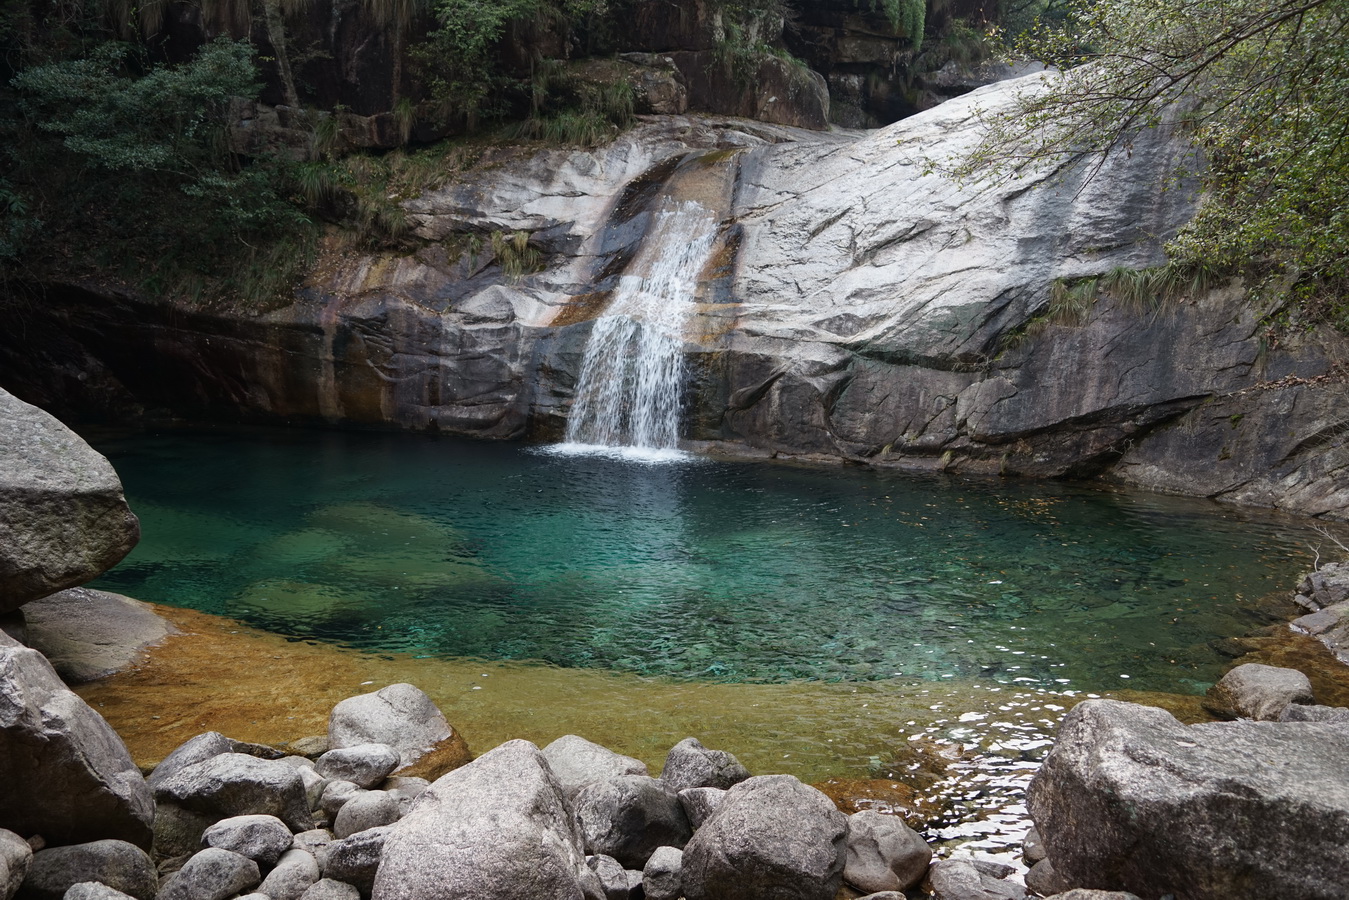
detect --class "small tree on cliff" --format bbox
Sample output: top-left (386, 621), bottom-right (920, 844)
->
top-left (957, 0), bottom-right (1349, 332)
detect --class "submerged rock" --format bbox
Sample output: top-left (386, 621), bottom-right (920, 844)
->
top-left (0, 639), bottom-right (154, 848)
top-left (19, 588), bottom-right (172, 684)
top-left (0, 389), bottom-right (139, 612)
top-left (371, 739), bottom-right (601, 900)
top-left (1029, 698), bottom-right (1349, 900)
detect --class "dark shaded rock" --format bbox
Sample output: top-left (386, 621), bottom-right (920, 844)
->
top-left (842, 810), bottom-right (931, 893)
top-left (1025, 858), bottom-right (1071, 897)
top-left (154, 848), bottom-right (258, 900)
top-left (321, 825), bottom-right (389, 896)
top-left (1023, 827), bottom-right (1047, 865)
top-left (15, 841), bottom-right (155, 900)
top-left (542, 735), bottom-right (649, 797)
top-left (371, 739), bottom-right (602, 900)
top-left (927, 858), bottom-right (1026, 900)
top-left (1203, 663), bottom-right (1314, 721)
top-left (201, 815), bottom-right (293, 866)
top-left (152, 753), bottom-right (312, 833)
top-left (659, 738), bottom-right (750, 793)
top-left (1028, 698), bottom-right (1349, 900)
top-left (574, 775), bottom-right (692, 869)
top-left (641, 846), bottom-right (681, 900)
top-left (258, 848), bottom-right (320, 900)
top-left (0, 389), bottom-right (139, 612)
top-left (1042, 892), bottom-right (1141, 900)
top-left (332, 791), bottom-right (400, 839)
top-left (315, 743), bottom-right (400, 789)
top-left (681, 774), bottom-right (846, 900)
top-left (150, 804), bottom-right (218, 861)
top-left (0, 643), bottom-right (154, 848)
top-left (676, 787), bottom-right (724, 830)
top-left (20, 589), bottom-right (172, 684)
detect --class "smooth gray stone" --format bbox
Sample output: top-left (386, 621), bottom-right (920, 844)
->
top-left (1029, 698), bottom-right (1349, 900)
top-left (573, 775), bottom-right (691, 869)
top-left (384, 777), bottom-right (429, 813)
top-left (153, 753), bottom-right (312, 833)
top-left (327, 684), bottom-right (453, 770)
top-left (0, 645), bottom-right (154, 849)
top-left (642, 846), bottom-right (682, 900)
top-left (18, 841), bottom-right (156, 900)
top-left (259, 848), bottom-right (320, 900)
top-left (371, 739), bottom-right (601, 900)
top-left (842, 810), bottom-right (932, 893)
top-left (154, 848), bottom-right (258, 900)
top-left (0, 388), bottom-right (139, 612)
top-left (542, 735), bottom-right (649, 797)
top-left (1204, 663), bottom-right (1314, 721)
top-left (315, 744), bottom-right (399, 790)
top-left (928, 858), bottom-right (1026, 900)
top-left (658, 738), bottom-right (750, 794)
top-left (201, 815), bottom-right (293, 866)
top-left (318, 782), bottom-right (361, 821)
top-left (332, 791), bottom-right (400, 839)
top-left (60, 886), bottom-right (136, 900)
top-left (681, 774), bottom-right (846, 900)
top-left (1023, 827), bottom-right (1047, 865)
top-left (1025, 858), bottom-right (1071, 897)
top-left (21, 588), bottom-right (172, 684)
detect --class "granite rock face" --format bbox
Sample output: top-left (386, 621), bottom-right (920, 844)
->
top-left (3, 77), bottom-right (1345, 520)
top-left (0, 389), bottom-right (139, 612)
top-left (1028, 699), bottom-right (1349, 900)
top-left (0, 641), bottom-right (154, 848)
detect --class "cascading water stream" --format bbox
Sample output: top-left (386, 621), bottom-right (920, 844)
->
top-left (559, 201), bottom-right (719, 458)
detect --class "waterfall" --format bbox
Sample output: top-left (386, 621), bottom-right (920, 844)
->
top-left (559, 201), bottom-right (719, 458)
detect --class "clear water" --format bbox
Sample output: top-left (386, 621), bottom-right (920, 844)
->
top-left (89, 426), bottom-right (1316, 697)
top-left (563, 203), bottom-right (718, 451)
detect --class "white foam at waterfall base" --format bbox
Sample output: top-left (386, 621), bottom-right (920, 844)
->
top-left (559, 202), bottom-right (719, 460)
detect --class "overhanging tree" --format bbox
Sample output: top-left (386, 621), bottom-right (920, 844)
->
top-left (958, 0), bottom-right (1349, 331)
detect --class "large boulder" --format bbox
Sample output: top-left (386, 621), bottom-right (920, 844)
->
top-left (0, 389), bottom-right (139, 612)
top-left (541, 735), bottom-right (648, 797)
top-left (1203, 663), bottom-right (1314, 721)
top-left (152, 753), bottom-right (312, 833)
top-left (372, 739), bottom-right (602, 900)
top-left (1028, 698), bottom-right (1349, 900)
top-left (155, 848), bottom-right (260, 900)
top-left (842, 810), bottom-right (931, 894)
top-left (681, 774), bottom-right (847, 900)
top-left (14, 840), bottom-right (155, 900)
top-left (572, 775), bottom-right (692, 869)
top-left (0, 639), bottom-right (153, 848)
top-left (328, 684), bottom-right (469, 777)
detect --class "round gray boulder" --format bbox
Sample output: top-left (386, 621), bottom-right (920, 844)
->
top-left (542, 735), bottom-right (649, 797)
top-left (1204, 663), bottom-right (1314, 721)
top-left (322, 825), bottom-right (390, 896)
top-left (155, 848), bottom-right (259, 900)
top-left (201, 815), bottom-right (293, 866)
top-left (152, 753), bottom-right (312, 832)
top-left (258, 848), bottom-right (320, 900)
top-left (842, 810), bottom-right (932, 894)
top-left (332, 791), bottom-right (401, 839)
top-left (327, 684), bottom-right (454, 770)
top-left (315, 744), bottom-right (399, 789)
top-left (676, 787), bottom-right (724, 830)
top-left (59, 885), bottom-right (137, 900)
top-left (299, 879), bottom-right (360, 900)
top-left (17, 841), bottom-right (155, 900)
top-left (681, 774), bottom-right (847, 900)
top-left (642, 846), bottom-right (683, 900)
top-left (573, 775), bottom-right (692, 869)
top-left (659, 738), bottom-right (750, 794)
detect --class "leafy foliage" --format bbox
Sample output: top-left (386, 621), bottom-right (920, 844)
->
top-left (960, 0), bottom-right (1349, 331)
